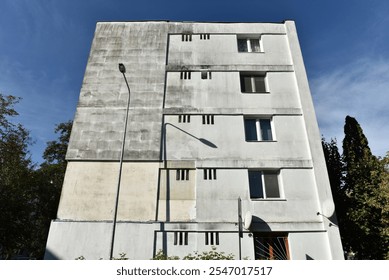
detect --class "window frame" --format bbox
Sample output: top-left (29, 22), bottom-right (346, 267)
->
top-left (244, 117), bottom-right (274, 142)
top-left (205, 232), bottom-right (220, 245)
top-left (203, 168), bottom-right (217, 180)
top-left (253, 233), bottom-right (289, 260)
top-left (240, 73), bottom-right (268, 93)
top-left (174, 231), bottom-right (189, 246)
top-left (237, 37), bottom-right (263, 53)
top-left (176, 169), bottom-right (190, 181)
top-left (248, 170), bottom-right (281, 200)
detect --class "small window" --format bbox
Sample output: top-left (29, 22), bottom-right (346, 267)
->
top-left (182, 34), bottom-right (192, 42)
top-left (237, 38), bottom-right (262, 52)
top-left (253, 233), bottom-right (289, 260)
top-left (205, 232), bottom-right (219, 245)
top-left (178, 115), bottom-right (191, 123)
top-left (248, 170), bottom-right (280, 199)
top-left (176, 169), bottom-right (189, 181)
top-left (202, 115), bottom-right (214, 125)
top-left (240, 73), bottom-right (267, 93)
top-left (201, 71), bottom-right (212, 80)
top-left (180, 71), bottom-right (192, 80)
top-left (174, 232), bottom-right (189, 246)
top-left (203, 168), bottom-right (217, 180)
top-left (244, 118), bottom-right (273, 141)
top-left (200, 33), bottom-right (210, 40)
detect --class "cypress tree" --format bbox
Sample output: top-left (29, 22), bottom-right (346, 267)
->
top-left (342, 115), bottom-right (384, 259)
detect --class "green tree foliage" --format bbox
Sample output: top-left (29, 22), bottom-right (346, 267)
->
top-left (0, 94), bottom-right (34, 259)
top-left (342, 116), bottom-right (386, 259)
top-left (0, 93), bottom-right (72, 259)
top-left (322, 138), bottom-right (345, 216)
top-left (323, 116), bottom-right (389, 259)
top-left (378, 153), bottom-right (389, 259)
top-left (31, 121), bottom-right (72, 259)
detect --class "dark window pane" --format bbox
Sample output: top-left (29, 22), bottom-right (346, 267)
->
top-left (260, 119), bottom-right (272, 141)
top-left (201, 71), bottom-right (207, 79)
top-left (250, 39), bottom-right (261, 52)
top-left (245, 119), bottom-right (258, 141)
top-left (264, 172), bottom-right (279, 198)
top-left (254, 234), bottom-right (289, 260)
top-left (237, 39), bottom-right (248, 52)
top-left (240, 75), bottom-right (253, 92)
top-left (254, 76), bottom-right (266, 92)
top-left (243, 76), bottom-right (253, 92)
top-left (248, 171), bottom-right (264, 198)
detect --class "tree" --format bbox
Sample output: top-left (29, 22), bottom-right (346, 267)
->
top-left (342, 115), bottom-right (387, 259)
top-left (0, 93), bottom-right (72, 259)
top-left (30, 121), bottom-right (72, 259)
top-left (377, 153), bottom-right (389, 259)
top-left (322, 138), bottom-right (345, 213)
top-left (321, 138), bottom-right (347, 245)
top-left (0, 94), bottom-right (34, 259)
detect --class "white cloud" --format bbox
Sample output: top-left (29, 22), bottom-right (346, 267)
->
top-left (311, 56), bottom-right (389, 157)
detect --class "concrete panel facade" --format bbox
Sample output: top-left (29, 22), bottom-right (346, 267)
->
top-left (45, 20), bottom-right (344, 260)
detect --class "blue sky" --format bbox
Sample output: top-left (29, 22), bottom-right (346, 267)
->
top-left (1, 0), bottom-right (388, 164)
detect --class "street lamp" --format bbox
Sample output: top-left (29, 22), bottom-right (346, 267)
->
top-left (110, 63), bottom-right (131, 259)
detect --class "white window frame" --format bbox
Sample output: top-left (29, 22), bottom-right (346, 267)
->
top-left (240, 73), bottom-right (268, 93)
top-left (244, 117), bottom-right (274, 141)
top-left (248, 170), bottom-right (281, 199)
top-left (174, 231), bottom-right (188, 246)
top-left (176, 169), bottom-right (190, 181)
top-left (205, 232), bottom-right (219, 245)
top-left (237, 37), bottom-right (263, 53)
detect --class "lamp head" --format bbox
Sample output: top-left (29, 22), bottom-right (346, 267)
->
top-left (118, 63), bottom-right (126, 74)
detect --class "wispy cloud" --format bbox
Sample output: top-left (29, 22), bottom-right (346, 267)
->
top-left (311, 56), bottom-right (389, 156)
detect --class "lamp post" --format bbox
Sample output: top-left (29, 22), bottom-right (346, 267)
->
top-left (110, 63), bottom-right (131, 260)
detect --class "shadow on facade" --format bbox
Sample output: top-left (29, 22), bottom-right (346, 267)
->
top-left (250, 215), bottom-right (271, 232)
top-left (44, 249), bottom-right (60, 260)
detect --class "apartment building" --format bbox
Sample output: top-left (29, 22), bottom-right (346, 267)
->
top-left (45, 20), bottom-right (344, 260)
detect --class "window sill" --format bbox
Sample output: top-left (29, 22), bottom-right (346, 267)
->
top-left (238, 51), bottom-right (265, 54)
top-left (241, 91), bottom-right (270, 94)
top-left (245, 140), bottom-right (277, 143)
top-left (250, 198), bottom-right (286, 201)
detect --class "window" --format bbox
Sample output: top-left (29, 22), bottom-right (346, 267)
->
top-left (202, 115), bottom-right (214, 125)
top-left (253, 233), bottom-right (289, 260)
top-left (180, 71), bottom-right (191, 80)
top-left (248, 170), bottom-right (280, 199)
top-left (200, 33), bottom-right (210, 40)
top-left (203, 168), bottom-right (217, 180)
top-left (174, 232), bottom-right (188, 246)
top-left (201, 71), bottom-right (212, 79)
top-left (176, 169), bottom-right (189, 181)
top-left (240, 73), bottom-right (267, 93)
top-left (178, 115), bottom-right (191, 123)
top-left (244, 118), bottom-right (273, 141)
top-left (237, 38), bottom-right (261, 52)
top-left (205, 232), bottom-right (219, 245)
top-left (182, 34), bottom-right (192, 42)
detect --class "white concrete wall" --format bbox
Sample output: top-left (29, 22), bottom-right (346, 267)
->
top-left (165, 71), bottom-right (301, 111)
top-left (164, 115), bottom-right (311, 165)
top-left (57, 162), bottom-right (160, 221)
top-left (157, 169), bottom-right (197, 221)
top-left (289, 232), bottom-right (331, 260)
top-left (168, 34), bottom-right (292, 66)
top-left (46, 221), bottom-right (332, 260)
